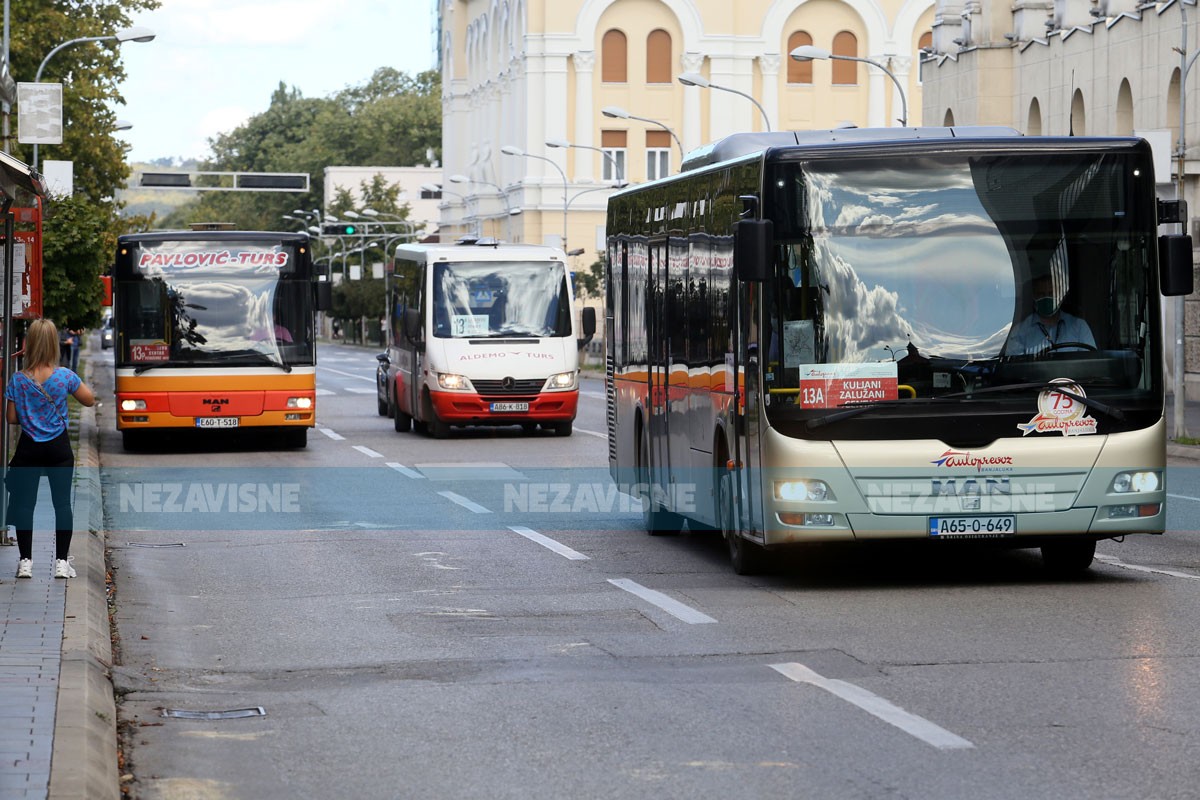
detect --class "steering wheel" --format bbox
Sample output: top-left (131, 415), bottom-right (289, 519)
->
top-left (1040, 341), bottom-right (1097, 355)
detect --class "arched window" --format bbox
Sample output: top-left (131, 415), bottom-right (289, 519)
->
top-left (646, 29), bottom-right (672, 84)
top-left (1027, 98), bottom-right (1042, 135)
top-left (787, 31), bottom-right (813, 84)
top-left (832, 31), bottom-right (858, 85)
top-left (1070, 89), bottom-right (1086, 136)
top-left (602, 29), bottom-right (627, 83)
top-left (943, 108), bottom-right (955, 126)
top-left (1115, 81), bottom-right (1133, 136)
top-left (918, 31), bottom-right (932, 51)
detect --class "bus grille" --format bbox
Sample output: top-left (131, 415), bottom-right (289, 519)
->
top-left (472, 378), bottom-right (545, 395)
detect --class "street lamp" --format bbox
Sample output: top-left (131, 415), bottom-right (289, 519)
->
top-left (501, 144), bottom-right (569, 249)
top-left (789, 45), bottom-right (907, 127)
top-left (677, 72), bottom-right (772, 132)
top-left (32, 26), bottom-right (156, 170)
top-left (546, 137), bottom-right (624, 183)
top-left (600, 105), bottom-right (685, 161)
top-left (450, 173), bottom-right (513, 236)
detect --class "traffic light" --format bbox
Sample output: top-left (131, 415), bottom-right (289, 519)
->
top-left (321, 223), bottom-right (358, 236)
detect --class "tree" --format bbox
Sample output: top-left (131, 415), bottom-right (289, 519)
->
top-left (40, 194), bottom-right (121, 329)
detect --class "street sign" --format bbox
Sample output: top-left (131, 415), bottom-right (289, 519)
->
top-left (16, 82), bottom-right (62, 145)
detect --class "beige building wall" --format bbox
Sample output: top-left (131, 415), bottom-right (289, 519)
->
top-left (438, 0), bottom-right (934, 256)
top-left (921, 0), bottom-right (1199, 395)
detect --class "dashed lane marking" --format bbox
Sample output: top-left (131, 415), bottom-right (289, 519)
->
top-left (317, 426), bottom-right (345, 441)
top-left (1094, 553), bottom-right (1200, 580)
top-left (508, 526), bottom-right (589, 560)
top-left (439, 491), bottom-right (491, 514)
top-left (353, 445), bottom-right (383, 458)
top-left (607, 578), bottom-right (717, 624)
top-left (769, 663), bottom-right (975, 751)
top-left (386, 462), bottom-right (425, 479)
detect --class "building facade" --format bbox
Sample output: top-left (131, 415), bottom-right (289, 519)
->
top-left (921, 0), bottom-right (1198, 395)
top-left (437, 0), bottom-right (936, 255)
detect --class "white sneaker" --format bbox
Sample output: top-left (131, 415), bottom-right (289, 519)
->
top-left (16, 558), bottom-right (32, 579)
top-left (54, 558), bottom-right (76, 579)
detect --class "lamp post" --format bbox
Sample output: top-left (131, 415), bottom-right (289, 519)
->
top-left (32, 26), bottom-right (156, 170)
top-left (546, 137), bottom-right (624, 183)
top-left (677, 72), bottom-right (772, 132)
top-left (600, 105), bottom-right (685, 162)
top-left (789, 45), bottom-right (907, 127)
top-left (450, 173), bottom-right (514, 236)
top-left (1172, 5), bottom-right (1199, 437)
top-left (501, 144), bottom-right (569, 250)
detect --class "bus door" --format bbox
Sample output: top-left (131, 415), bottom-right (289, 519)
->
top-left (736, 280), bottom-right (767, 541)
top-left (646, 237), bottom-right (671, 498)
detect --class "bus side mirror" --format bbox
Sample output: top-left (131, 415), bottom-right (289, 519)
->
top-left (1159, 234), bottom-right (1195, 296)
top-left (578, 306), bottom-right (596, 350)
top-left (315, 279), bottom-right (333, 311)
top-left (403, 307), bottom-right (422, 342)
top-left (734, 218), bottom-right (773, 283)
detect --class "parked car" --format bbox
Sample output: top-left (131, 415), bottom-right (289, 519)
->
top-left (100, 316), bottom-right (113, 349)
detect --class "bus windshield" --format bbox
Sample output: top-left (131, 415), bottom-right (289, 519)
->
top-left (762, 151), bottom-right (1159, 438)
top-left (431, 260), bottom-right (571, 338)
top-left (115, 240), bottom-right (314, 368)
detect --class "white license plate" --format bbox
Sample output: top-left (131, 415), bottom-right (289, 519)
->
top-left (929, 516), bottom-right (1015, 538)
top-left (490, 402), bottom-right (529, 412)
top-left (195, 417), bottom-right (240, 429)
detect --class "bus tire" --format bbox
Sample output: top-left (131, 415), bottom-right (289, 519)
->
top-left (390, 393), bottom-right (411, 433)
top-left (1041, 539), bottom-right (1096, 576)
top-left (719, 469), bottom-right (766, 575)
top-left (423, 393), bottom-right (450, 439)
top-left (639, 431), bottom-right (682, 535)
top-left (121, 430), bottom-right (144, 452)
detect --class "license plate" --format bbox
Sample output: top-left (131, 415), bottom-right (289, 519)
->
top-left (490, 402), bottom-right (529, 412)
top-left (929, 516), bottom-right (1015, 538)
top-left (195, 417), bottom-right (240, 428)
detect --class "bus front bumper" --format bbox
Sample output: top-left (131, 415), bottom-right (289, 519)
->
top-left (429, 390), bottom-right (579, 424)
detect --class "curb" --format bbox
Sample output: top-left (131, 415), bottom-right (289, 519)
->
top-left (49, 359), bottom-right (119, 800)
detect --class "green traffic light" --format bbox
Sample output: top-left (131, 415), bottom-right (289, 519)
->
top-left (344, 225), bottom-right (356, 235)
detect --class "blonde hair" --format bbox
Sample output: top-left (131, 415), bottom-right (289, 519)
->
top-left (22, 318), bottom-right (60, 371)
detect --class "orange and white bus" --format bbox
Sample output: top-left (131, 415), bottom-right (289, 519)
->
top-left (606, 127), bottom-right (1193, 574)
top-left (112, 228), bottom-right (330, 450)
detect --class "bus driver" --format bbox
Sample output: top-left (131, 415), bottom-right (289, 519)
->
top-left (1005, 272), bottom-right (1095, 356)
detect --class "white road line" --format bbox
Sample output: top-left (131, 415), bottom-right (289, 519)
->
top-left (1167, 492), bottom-right (1200, 503)
top-left (439, 491), bottom-right (492, 514)
top-left (508, 526), bottom-right (589, 560)
top-left (769, 663), bottom-right (975, 751)
top-left (318, 365), bottom-right (375, 382)
top-left (345, 387), bottom-right (376, 394)
top-left (574, 426), bottom-right (608, 439)
top-left (317, 427), bottom-right (345, 441)
top-left (607, 578), bottom-right (717, 624)
top-left (386, 462), bottom-right (425, 479)
top-left (353, 445), bottom-right (383, 458)
top-left (1094, 553), bottom-right (1200, 580)
top-left (316, 388), bottom-right (335, 396)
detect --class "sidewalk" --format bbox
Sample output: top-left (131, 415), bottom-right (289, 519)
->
top-left (1166, 394), bottom-right (1200, 463)
top-left (0, 351), bottom-right (115, 800)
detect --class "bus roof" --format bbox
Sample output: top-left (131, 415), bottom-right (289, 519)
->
top-left (117, 230), bottom-right (311, 245)
top-left (679, 126), bottom-right (1023, 172)
top-left (393, 240), bottom-right (567, 262)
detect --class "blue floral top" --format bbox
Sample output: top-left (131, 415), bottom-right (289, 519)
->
top-left (5, 368), bottom-right (80, 441)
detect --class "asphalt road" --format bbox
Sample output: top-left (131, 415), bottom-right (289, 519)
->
top-left (95, 342), bottom-right (1200, 800)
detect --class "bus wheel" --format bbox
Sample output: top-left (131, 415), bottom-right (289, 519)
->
top-left (549, 421), bottom-right (573, 437)
top-left (423, 393), bottom-right (450, 439)
top-left (391, 394), bottom-right (411, 433)
top-left (639, 433), bottom-right (682, 535)
top-left (121, 430), bottom-right (144, 452)
top-left (719, 470), bottom-right (766, 575)
top-left (1041, 539), bottom-right (1096, 576)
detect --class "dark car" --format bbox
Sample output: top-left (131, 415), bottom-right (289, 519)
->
top-left (100, 316), bottom-right (114, 349)
top-left (375, 352), bottom-right (390, 416)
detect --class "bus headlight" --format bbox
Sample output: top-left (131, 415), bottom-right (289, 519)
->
top-left (545, 371), bottom-right (576, 390)
top-left (1111, 471), bottom-right (1160, 493)
top-left (286, 397), bottom-right (313, 409)
top-left (437, 372), bottom-right (470, 391)
top-left (120, 399), bottom-right (146, 411)
top-left (774, 479), bottom-right (834, 502)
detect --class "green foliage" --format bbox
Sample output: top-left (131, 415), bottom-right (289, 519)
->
top-left (40, 194), bottom-right (121, 329)
top-left (575, 252), bottom-right (607, 301)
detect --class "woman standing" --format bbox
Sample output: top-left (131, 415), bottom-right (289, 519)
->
top-left (5, 319), bottom-right (95, 579)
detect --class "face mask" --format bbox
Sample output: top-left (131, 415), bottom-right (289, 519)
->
top-left (1034, 296), bottom-right (1059, 317)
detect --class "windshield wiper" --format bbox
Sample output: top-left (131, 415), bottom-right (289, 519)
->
top-left (805, 397), bottom-right (967, 431)
top-left (132, 361), bottom-right (171, 375)
top-left (941, 382), bottom-right (1125, 421)
top-left (205, 351), bottom-right (293, 373)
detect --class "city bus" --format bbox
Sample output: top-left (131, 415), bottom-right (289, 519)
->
top-left (112, 228), bottom-right (331, 450)
top-left (380, 238), bottom-right (595, 437)
top-left (605, 127), bottom-right (1193, 574)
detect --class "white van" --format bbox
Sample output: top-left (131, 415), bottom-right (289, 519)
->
top-left (379, 239), bottom-right (596, 438)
